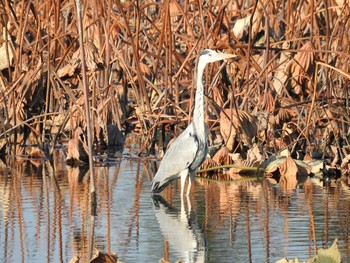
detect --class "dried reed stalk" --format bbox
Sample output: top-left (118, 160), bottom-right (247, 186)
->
top-left (0, 0), bottom-right (348, 171)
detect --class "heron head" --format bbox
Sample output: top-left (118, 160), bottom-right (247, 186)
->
top-left (199, 49), bottom-right (235, 64)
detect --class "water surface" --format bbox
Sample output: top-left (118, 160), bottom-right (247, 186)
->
top-left (0, 146), bottom-right (349, 263)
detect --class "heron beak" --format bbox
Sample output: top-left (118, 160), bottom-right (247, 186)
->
top-left (217, 53), bottom-right (236, 60)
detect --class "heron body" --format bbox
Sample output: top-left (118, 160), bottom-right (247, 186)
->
top-left (151, 49), bottom-right (234, 195)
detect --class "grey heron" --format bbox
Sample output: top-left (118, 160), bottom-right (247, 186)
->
top-left (151, 49), bottom-right (235, 195)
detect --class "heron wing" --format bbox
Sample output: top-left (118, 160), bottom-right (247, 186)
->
top-left (154, 124), bottom-right (199, 183)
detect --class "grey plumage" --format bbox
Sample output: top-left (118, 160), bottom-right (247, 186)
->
top-left (151, 49), bottom-right (235, 195)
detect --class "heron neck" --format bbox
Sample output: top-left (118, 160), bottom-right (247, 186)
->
top-left (193, 61), bottom-right (206, 135)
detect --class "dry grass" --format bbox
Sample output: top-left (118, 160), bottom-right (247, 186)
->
top-left (0, 0), bottom-right (349, 167)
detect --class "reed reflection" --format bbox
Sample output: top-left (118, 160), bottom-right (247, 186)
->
top-left (152, 194), bottom-right (207, 263)
top-left (67, 165), bottom-right (90, 255)
top-left (2, 156), bottom-right (350, 262)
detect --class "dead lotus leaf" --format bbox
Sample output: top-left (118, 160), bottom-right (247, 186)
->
top-left (229, 153), bottom-right (244, 165)
top-left (272, 41), bottom-right (290, 95)
top-left (66, 127), bottom-right (89, 165)
top-left (228, 152), bottom-right (258, 175)
top-left (335, 0), bottom-right (348, 15)
top-left (57, 58), bottom-right (80, 78)
top-left (290, 41), bottom-right (314, 75)
top-left (276, 238), bottom-right (340, 263)
top-left (231, 3), bottom-right (262, 40)
top-left (28, 147), bottom-right (45, 158)
top-left (278, 157), bottom-right (299, 190)
top-left (139, 61), bottom-right (152, 75)
top-left (90, 248), bottom-right (120, 263)
top-left (275, 108), bottom-right (293, 125)
top-left (80, 41), bottom-right (105, 71)
top-left (69, 256), bottom-right (79, 263)
top-left (320, 108), bottom-right (335, 120)
top-left (199, 157), bottom-right (219, 178)
top-left (58, 41), bottom-right (104, 78)
top-left (287, 41), bottom-right (314, 96)
top-left (220, 109), bottom-right (257, 151)
top-left (305, 159), bottom-right (324, 177)
top-left (27, 147), bottom-right (46, 167)
top-left (325, 120), bottom-right (340, 139)
top-left (274, 99), bottom-right (298, 126)
top-left (265, 156), bottom-right (310, 191)
top-left (282, 122), bottom-right (299, 142)
top-left (330, 145), bottom-right (340, 166)
top-left (169, 0), bottom-right (182, 17)
top-left (0, 36), bottom-right (14, 71)
top-left (246, 143), bottom-right (263, 166)
top-left (316, 238), bottom-right (341, 263)
top-left (212, 145), bottom-right (232, 165)
top-left (341, 154), bottom-right (350, 175)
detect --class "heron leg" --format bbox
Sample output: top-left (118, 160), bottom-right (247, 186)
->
top-left (187, 177), bottom-right (191, 195)
top-left (180, 169), bottom-right (189, 196)
top-left (186, 172), bottom-right (196, 195)
top-left (186, 194), bottom-right (191, 213)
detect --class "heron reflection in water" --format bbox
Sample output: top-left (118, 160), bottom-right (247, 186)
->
top-left (152, 195), bottom-right (207, 263)
top-left (151, 49), bottom-right (235, 196)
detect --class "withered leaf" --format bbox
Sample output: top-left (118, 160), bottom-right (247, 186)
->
top-left (0, 36), bottom-right (14, 71)
top-left (265, 156), bottom-right (310, 191)
top-left (57, 41), bottom-right (104, 78)
top-left (278, 157), bottom-right (299, 191)
top-left (212, 145), bottom-right (232, 165)
top-left (231, 3), bottom-right (263, 40)
top-left (276, 239), bottom-right (340, 263)
top-left (66, 127), bottom-right (89, 165)
top-left (272, 41), bottom-right (291, 95)
top-left (246, 143), bottom-right (263, 166)
top-left (199, 157), bottom-right (219, 178)
top-left (220, 109), bottom-right (257, 151)
top-left (287, 41), bottom-right (314, 96)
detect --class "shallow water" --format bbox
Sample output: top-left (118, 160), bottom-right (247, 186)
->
top-left (0, 144), bottom-right (350, 263)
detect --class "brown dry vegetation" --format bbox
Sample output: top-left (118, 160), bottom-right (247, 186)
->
top-left (0, 0), bottom-right (349, 176)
